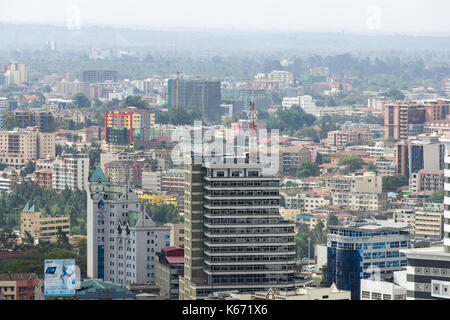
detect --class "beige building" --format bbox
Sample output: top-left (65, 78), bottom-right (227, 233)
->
top-left (414, 202), bottom-right (444, 240)
top-left (325, 172), bottom-right (382, 194)
top-left (52, 154), bottom-right (90, 192)
top-left (281, 190), bottom-right (330, 212)
top-left (279, 146), bottom-right (311, 176)
top-left (251, 285), bottom-right (350, 300)
top-left (0, 128), bottom-right (55, 167)
top-left (165, 223), bottom-right (185, 248)
top-left (20, 202), bottom-right (70, 243)
top-left (56, 79), bottom-right (91, 99)
top-left (3, 62), bottom-right (27, 84)
top-left (332, 192), bottom-right (387, 213)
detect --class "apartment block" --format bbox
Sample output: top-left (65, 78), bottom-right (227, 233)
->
top-left (87, 166), bottom-right (171, 286)
top-left (414, 202), bottom-right (444, 240)
top-left (0, 128), bottom-right (55, 168)
top-left (33, 168), bottom-right (52, 189)
top-left (327, 129), bottom-right (372, 147)
top-left (104, 160), bottom-right (147, 187)
top-left (279, 146), bottom-right (311, 176)
top-left (325, 172), bottom-right (382, 194)
top-left (409, 169), bottom-right (444, 193)
top-left (331, 192), bottom-right (387, 213)
top-left (280, 190), bottom-right (330, 212)
top-left (103, 108), bottom-right (155, 152)
top-left (52, 154), bottom-right (89, 192)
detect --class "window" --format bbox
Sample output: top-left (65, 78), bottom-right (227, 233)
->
top-left (371, 292), bottom-right (381, 300)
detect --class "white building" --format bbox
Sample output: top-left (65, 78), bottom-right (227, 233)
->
top-left (87, 166), bottom-right (171, 286)
top-left (360, 274), bottom-right (407, 300)
top-left (52, 154), bottom-right (89, 192)
top-left (282, 95), bottom-right (317, 115)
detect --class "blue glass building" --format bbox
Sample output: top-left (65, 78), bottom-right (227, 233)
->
top-left (327, 220), bottom-right (411, 300)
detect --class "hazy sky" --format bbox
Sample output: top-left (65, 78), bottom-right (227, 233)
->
top-left (1, 0), bottom-right (449, 35)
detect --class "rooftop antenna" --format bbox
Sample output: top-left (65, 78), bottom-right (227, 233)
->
top-left (248, 99), bottom-right (258, 163)
top-left (248, 100), bottom-right (257, 132)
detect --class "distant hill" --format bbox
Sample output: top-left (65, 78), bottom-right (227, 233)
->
top-left (1, 23), bottom-right (450, 54)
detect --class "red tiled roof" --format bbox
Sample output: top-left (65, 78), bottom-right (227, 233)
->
top-left (163, 246), bottom-right (184, 256)
top-left (166, 256), bottom-right (184, 264)
top-left (0, 273), bottom-right (37, 281)
top-left (418, 169), bottom-right (444, 175)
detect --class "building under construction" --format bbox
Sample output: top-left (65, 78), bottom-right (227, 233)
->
top-left (167, 77), bottom-right (221, 123)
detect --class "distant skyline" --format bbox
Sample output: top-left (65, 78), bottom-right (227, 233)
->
top-left (0, 0), bottom-right (449, 36)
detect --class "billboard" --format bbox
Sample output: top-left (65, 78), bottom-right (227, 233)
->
top-left (44, 259), bottom-right (77, 297)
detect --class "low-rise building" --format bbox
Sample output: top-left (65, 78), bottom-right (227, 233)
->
top-left (20, 202), bottom-right (70, 243)
top-left (327, 129), bottom-right (372, 147)
top-left (0, 273), bottom-right (39, 300)
top-left (33, 168), bottom-right (52, 189)
top-left (414, 202), bottom-right (444, 240)
top-left (165, 223), bottom-right (184, 248)
top-left (360, 278), bottom-right (406, 300)
top-left (279, 146), bottom-right (311, 176)
top-left (155, 246), bottom-right (184, 300)
top-left (409, 169), bottom-right (444, 193)
top-left (251, 285), bottom-right (351, 300)
top-left (75, 279), bottom-right (136, 300)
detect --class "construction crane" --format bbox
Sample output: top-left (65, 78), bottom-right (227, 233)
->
top-left (248, 100), bottom-right (257, 132)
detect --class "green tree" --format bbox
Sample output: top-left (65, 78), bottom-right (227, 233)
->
top-left (72, 93), bottom-right (91, 108)
top-left (384, 88), bottom-right (405, 100)
top-left (296, 162), bottom-right (319, 178)
top-left (338, 156), bottom-right (365, 172)
top-left (122, 95), bottom-right (149, 109)
top-left (327, 214), bottom-right (339, 226)
top-left (294, 127), bottom-right (320, 142)
top-left (382, 175), bottom-right (409, 192)
top-left (427, 189), bottom-right (444, 202)
top-left (21, 160), bottom-right (36, 177)
top-left (2, 114), bottom-right (20, 130)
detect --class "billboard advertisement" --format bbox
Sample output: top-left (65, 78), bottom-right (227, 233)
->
top-left (44, 259), bottom-right (77, 297)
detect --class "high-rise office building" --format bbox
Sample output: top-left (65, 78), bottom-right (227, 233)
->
top-left (327, 221), bottom-right (411, 300)
top-left (179, 156), bottom-right (296, 300)
top-left (167, 78), bottom-right (221, 123)
top-left (82, 70), bottom-right (118, 83)
top-left (395, 135), bottom-right (444, 178)
top-left (87, 166), bottom-right (170, 286)
top-left (103, 108), bottom-right (155, 152)
top-left (400, 135), bottom-right (450, 300)
top-left (11, 110), bottom-right (55, 133)
top-left (384, 100), bottom-right (450, 140)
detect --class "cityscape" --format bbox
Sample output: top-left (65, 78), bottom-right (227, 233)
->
top-left (0, 1), bottom-right (450, 310)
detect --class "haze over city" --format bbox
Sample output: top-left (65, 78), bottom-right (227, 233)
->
top-left (0, 0), bottom-right (449, 35)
